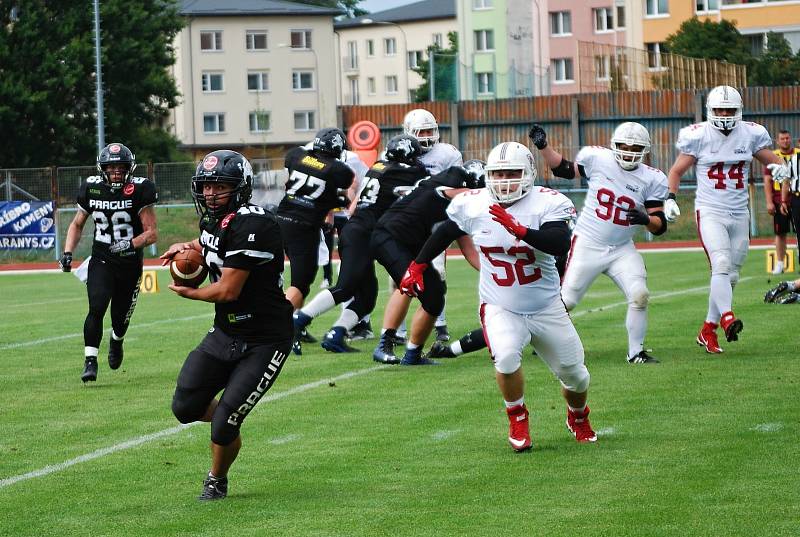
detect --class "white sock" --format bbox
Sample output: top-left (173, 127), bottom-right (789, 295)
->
top-left (568, 403), bottom-right (588, 414)
top-left (451, 340), bottom-right (463, 356)
top-left (708, 273), bottom-right (732, 322)
top-left (625, 305), bottom-right (647, 358)
top-left (406, 342), bottom-right (419, 351)
top-left (504, 397), bottom-right (524, 409)
top-left (333, 308), bottom-right (359, 331)
top-left (301, 290), bottom-right (336, 319)
top-left (788, 281), bottom-right (797, 291)
top-left (435, 297), bottom-right (447, 327)
top-left (85, 346), bottom-right (99, 358)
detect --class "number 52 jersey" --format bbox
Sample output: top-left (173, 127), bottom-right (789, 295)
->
top-left (76, 176), bottom-right (158, 265)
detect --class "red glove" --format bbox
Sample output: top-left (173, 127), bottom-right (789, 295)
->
top-left (489, 204), bottom-right (527, 239)
top-left (399, 261), bottom-right (428, 297)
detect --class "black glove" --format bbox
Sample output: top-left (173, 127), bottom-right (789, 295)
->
top-left (625, 207), bottom-right (651, 226)
top-left (59, 251), bottom-right (73, 272)
top-left (109, 239), bottom-right (134, 255)
top-left (528, 124), bottom-right (548, 150)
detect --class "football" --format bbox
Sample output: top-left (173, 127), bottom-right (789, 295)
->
top-left (170, 249), bottom-right (208, 288)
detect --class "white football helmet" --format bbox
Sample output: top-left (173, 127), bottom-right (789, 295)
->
top-left (611, 122), bottom-right (651, 171)
top-left (402, 109), bottom-right (439, 152)
top-left (485, 142), bottom-right (537, 204)
top-left (706, 85), bottom-right (742, 131)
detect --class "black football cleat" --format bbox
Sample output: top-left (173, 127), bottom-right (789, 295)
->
top-left (434, 325), bottom-right (451, 342)
top-left (764, 281), bottom-right (790, 303)
top-left (779, 292), bottom-right (800, 304)
top-left (298, 327), bottom-right (317, 344)
top-left (348, 320), bottom-right (375, 341)
top-left (427, 341), bottom-right (456, 358)
top-left (627, 350), bottom-right (659, 364)
top-left (372, 334), bottom-right (399, 364)
top-left (108, 338), bottom-right (124, 370)
top-left (81, 358), bottom-right (98, 383)
top-left (198, 474), bottom-right (228, 501)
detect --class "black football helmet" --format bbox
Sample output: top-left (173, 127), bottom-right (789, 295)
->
top-left (312, 127), bottom-right (347, 158)
top-left (385, 134), bottom-right (423, 165)
top-left (191, 150), bottom-right (253, 218)
top-left (463, 159), bottom-right (487, 189)
top-left (97, 142), bottom-right (136, 189)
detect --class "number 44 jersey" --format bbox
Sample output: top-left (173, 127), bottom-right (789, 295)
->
top-left (76, 176), bottom-right (158, 265)
top-left (574, 146), bottom-right (668, 247)
top-left (676, 121), bottom-right (771, 214)
top-left (447, 187), bottom-right (576, 315)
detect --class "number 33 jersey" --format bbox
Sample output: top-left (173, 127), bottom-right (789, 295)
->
top-left (676, 121), bottom-right (771, 213)
top-left (574, 146), bottom-right (668, 247)
top-left (76, 176), bottom-right (158, 265)
top-left (447, 187), bottom-right (576, 315)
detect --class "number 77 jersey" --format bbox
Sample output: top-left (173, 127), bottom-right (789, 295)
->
top-left (676, 121), bottom-right (772, 213)
top-left (447, 186), bottom-right (576, 315)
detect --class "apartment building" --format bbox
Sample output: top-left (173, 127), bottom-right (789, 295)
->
top-left (169, 0), bottom-right (342, 158)
top-left (334, 1), bottom-right (457, 105)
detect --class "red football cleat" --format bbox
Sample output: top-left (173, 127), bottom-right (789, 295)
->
top-left (566, 405), bottom-right (597, 443)
top-left (696, 321), bottom-right (723, 354)
top-left (719, 311), bottom-right (743, 343)
top-left (506, 404), bottom-right (532, 452)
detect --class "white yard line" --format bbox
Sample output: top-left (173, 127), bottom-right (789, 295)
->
top-left (0, 365), bottom-right (384, 489)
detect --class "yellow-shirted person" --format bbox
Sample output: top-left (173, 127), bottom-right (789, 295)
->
top-left (763, 130), bottom-right (799, 274)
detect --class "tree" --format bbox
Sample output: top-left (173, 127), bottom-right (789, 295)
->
top-left (749, 32), bottom-right (800, 86)
top-left (665, 17), bottom-right (751, 67)
top-left (412, 31), bottom-right (459, 102)
top-left (0, 1), bottom-right (184, 167)
top-left (291, 0), bottom-right (367, 18)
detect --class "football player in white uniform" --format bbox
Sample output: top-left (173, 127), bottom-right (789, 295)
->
top-left (666, 85), bottom-right (791, 353)
top-left (529, 122), bottom-right (669, 364)
top-left (403, 142), bottom-right (596, 451)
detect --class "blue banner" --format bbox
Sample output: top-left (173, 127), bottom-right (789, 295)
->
top-left (0, 201), bottom-right (56, 250)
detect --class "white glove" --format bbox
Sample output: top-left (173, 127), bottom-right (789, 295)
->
top-left (664, 198), bottom-right (680, 223)
top-left (767, 162), bottom-right (791, 183)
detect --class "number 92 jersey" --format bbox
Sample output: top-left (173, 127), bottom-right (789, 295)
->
top-left (278, 146), bottom-right (354, 227)
top-left (574, 146), bottom-right (668, 247)
top-left (676, 121), bottom-right (771, 213)
top-left (76, 176), bottom-right (158, 265)
top-left (447, 187), bottom-right (576, 315)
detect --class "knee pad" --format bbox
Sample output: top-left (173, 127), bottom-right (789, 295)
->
top-left (561, 288), bottom-right (578, 311)
top-left (211, 402), bottom-right (241, 446)
top-left (629, 284), bottom-right (649, 310)
top-left (708, 250), bottom-right (732, 276)
top-left (729, 271), bottom-right (740, 289)
top-left (493, 350), bottom-right (522, 375)
top-left (558, 363), bottom-right (590, 393)
top-left (171, 388), bottom-right (207, 424)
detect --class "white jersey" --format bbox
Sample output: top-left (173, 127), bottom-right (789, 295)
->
top-left (574, 146), bottom-right (669, 246)
top-left (420, 142), bottom-right (462, 174)
top-left (447, 186), bottom-right (575, 315)
top-left (676, 121), bottom-right (771, 213)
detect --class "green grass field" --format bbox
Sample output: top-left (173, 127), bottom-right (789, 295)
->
top-left (1, 251), bottom-right (798, 537)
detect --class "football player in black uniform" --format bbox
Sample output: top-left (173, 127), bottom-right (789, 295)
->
top-left (370, 165), bottom-right (483, 365)
top-left (292, 135), bottom-right (429, 353)
top-left (160, 150), bottom-right (293, 501)
top-left (277, 127), bottom-right (355, 351)
top-left (60, 143), bottom-right (158, 383)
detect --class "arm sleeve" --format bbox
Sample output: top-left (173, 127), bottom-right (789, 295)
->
top-left (752, 124), bottom-right (772, 154)
top-left (333, 162), bottom-right (355, 189)
top-left (76, 182), bottom-right (90, 213)
top-left (645, 172), bottom-right (669, 205)
top-left (414, 220), bottom-right (467, 264)
top-left (519, 221), bottom-right (571, 256)
top-left (136, 179), bottom-right (158, 209)
top-left (675, 127), bottom-right (698, 157)
top-left (224, 215), bottom-right (280, 270)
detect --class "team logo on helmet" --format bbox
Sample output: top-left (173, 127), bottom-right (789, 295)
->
top-left (123, 183), bottom-right (135, 196)
top-left (109, 144), bottom-right (121, 154)
top-left (221, 213), bottom-right (235, 229)
top-left (203, 155), bottom-right (218, 170)
top-left (395, 137), bottom-right (413, 156)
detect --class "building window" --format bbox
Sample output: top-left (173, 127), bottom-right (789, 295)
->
top-left (474, 30), bottom-right (494, 52)
top-left (246, 30), bottom-right (268, 51)
top-left (550, 11), bottom-right (572, 36)
top-left (203, 113), bottom-right (225, 133)
top-left (551, 58), bottom-right (574, 82)
top-left (292, 70), bottom-right (315, 90)
top-left (433, 33), bottom-right (443, 47)
top-left (616, 3), bottom-right (626, 29)
top-left (249, 111), bottom-right (270, 133)
top-left (595, 55), bottom-right (611, 80)
top-left (201, 72), bottom-right (224, 92)
top-left (349, 78), bottom-right (359, 105)
top-left (346, 41), bottom-right (358, 70)
top-left (385, 75), bottom-right (398, 94)
top-left (408, 50), bottom-right (424, 69)
top-left (645, 0), bottom-right (669, 16)
top-left (646, 42), bottom-right (668, 69)
top-left (594, 8), bottom-right (614, 32)
top-left (366, 39), bottom-right (375, 57)
top-left (294, 111), bottom-right (315, 131)
top-left (476, 72), bottom-right (495, 95)
top-left (200, 31), bottom-right (222, 51)
top-left (696, 0), bottom-right (718, 13)
top-left (367, 77), bottom-right (376, 95)
top-left (247, 71), bottom-right (269, 92)
top-left (290, 29), bottom-right (312, 49)
top-left (384, 37), bottom-right (397, 56)
top-left (473, 0), bottom-right (493, 8)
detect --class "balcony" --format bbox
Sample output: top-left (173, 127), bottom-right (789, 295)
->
top-left (343, 56), bottom-right (359, 73)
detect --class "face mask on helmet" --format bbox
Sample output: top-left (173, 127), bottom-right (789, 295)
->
top-left (312, 128), bottom-right (347, 158)
top-left (385, 134), bottom-right (422, 164)
top-left (485, 142), bottom-right (537, 204)
top-left (462, 159), bottom-right (486, 189)
top-left (403, 109), bottom-right (439, 152)
top-left (706, 85), bottom-right (743, 131)
top-left (191, 150), bottom-right (254, 218)
top-left (97, 143), bottom-right (136, 189)
top-left (611, 122), bottom-right (651, 171)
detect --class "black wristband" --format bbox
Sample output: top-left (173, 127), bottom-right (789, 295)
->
top-left (667, 193), bottom-right (676, 200)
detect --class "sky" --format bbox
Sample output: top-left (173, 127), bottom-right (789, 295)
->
top-left (359, 0), bottom-right (418, 14)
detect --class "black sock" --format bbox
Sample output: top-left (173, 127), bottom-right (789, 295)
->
top-left (460, 328), bottom-right (487, 354)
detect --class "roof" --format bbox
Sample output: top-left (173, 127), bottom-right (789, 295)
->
top-left (334, 0), bottom-right (455, 28)
top-left (180, 0), bottom-right (343, 17)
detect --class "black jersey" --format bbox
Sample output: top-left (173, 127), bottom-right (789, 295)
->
top-left (76, 176), bottom-right (157, 265)
top-left (277, 147), bottom-right (354, 227)
top-left (350, 160), bottom-right (428, 229)
top-left (199, 204), bottom-right (293, 343)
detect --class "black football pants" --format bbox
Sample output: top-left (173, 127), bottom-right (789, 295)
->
top-left (84, 257), bottom-right (142, 349)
